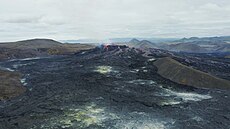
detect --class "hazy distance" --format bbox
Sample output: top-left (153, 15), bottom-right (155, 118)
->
top-left (0, 0), bottom-right (230, 42)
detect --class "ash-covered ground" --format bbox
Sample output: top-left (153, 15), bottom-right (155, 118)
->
top-left (0, 46), bottom-right (230, 129)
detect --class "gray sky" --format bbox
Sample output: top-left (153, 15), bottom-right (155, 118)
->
top-left (0, 0), bottom-right (230, 42)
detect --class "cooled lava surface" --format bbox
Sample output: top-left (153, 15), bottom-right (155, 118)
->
top-left (0, 46), bottom-right (230, 129)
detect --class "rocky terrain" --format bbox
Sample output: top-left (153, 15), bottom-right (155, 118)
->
top-left (0, 45), bottom-right (229, 129)
top-left (0, 39), bottom-right (94, 100)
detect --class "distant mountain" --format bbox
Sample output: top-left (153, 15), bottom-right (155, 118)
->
top-left (136, 40), bottom-right (158, 49)
top-left (162, 36), bottom-right (230, 53)
top-left (125, 37), bottom-right (230, 53)
top-left (176, 36), bottom-right (230, 43)
top-left (0, 39), bottom-right (94, 61)
top-left (163, 43), bottom-right (208, 53)
top-left (60, 39), bottom-right (105, 43)
top-left (61, 38), bottom-right (179, 44)
top-left (129, 38), bottom-right (141, 44)
top-left (126, 39), bottom-right (158, 49)
top-left (19, 36), bottom-right (230, 54)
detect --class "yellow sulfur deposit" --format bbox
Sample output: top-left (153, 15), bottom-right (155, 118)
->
top-left (59, 103), bottom-right (117, 128)
top-left (94, 66), bottom-right (112, 74)
top-left (41, 103), bottom-right (119, 128)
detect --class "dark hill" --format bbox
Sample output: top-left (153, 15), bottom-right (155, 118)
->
top-left (0, 39), bottom-right (94, 61)
top-left (154, 57), bottom-right (230, 89)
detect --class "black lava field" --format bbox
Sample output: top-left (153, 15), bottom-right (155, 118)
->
top-left (0, 47), bottom-right (230, 129)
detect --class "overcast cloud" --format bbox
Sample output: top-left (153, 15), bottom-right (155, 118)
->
top-left (0, 0), bottom-right (230, 41)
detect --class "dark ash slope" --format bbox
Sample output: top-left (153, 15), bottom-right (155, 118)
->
top-left (154, 57), bottom-right (230, 89)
